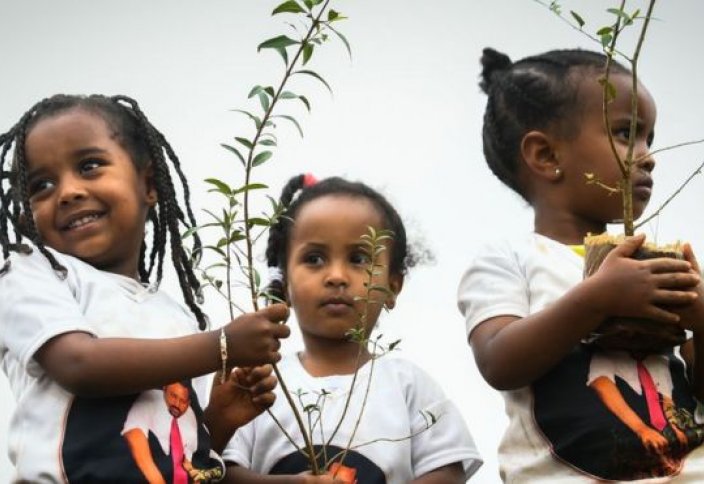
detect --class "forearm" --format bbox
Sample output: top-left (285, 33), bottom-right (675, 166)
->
top-left (410, 463), bottom-right (464, 484)
top-left (222, 466), bottom-right (302, 483)
top-left (471, 277), bottom-right (607, 390)
top-left (590, 377), bottom-right (649, 434)
top-left (204, 405), bottom-right (236, 454)
top-left (35, 330), bottom-right (219, 396)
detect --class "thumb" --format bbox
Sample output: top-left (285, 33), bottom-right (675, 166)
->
top-left (609, 233), bottom-right (645, 258)
top-left (684, 243), bottom-right (701, 274)
top-left (257, 302), bottom-right (290, 324)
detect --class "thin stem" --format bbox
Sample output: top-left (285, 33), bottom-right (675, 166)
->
top-left (639, 138), bottom-right (704, 160)
top-left (635, 159), bottom-right (704, 230)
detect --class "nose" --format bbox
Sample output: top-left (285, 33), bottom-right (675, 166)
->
top-left (324, 261), bottom-right (349, 288)
top-left (635, 144), bottom-right (655, 173)
top-left (57, 176), bottom-right (88, 205)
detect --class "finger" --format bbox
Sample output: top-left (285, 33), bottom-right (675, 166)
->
top-left (684, 243), bottom-right (702, 274)
top-left (609, 234), bottom-right (646, 258)
top-left (246, 364), bottom-right (274, 384)
top-left (251, 391), bottom-right (276, 408)
top-left (643, 305), bottom-right (682, 324)
top-left (646, 258), bottom-right (693, 274)
top-left (258, 303), bottom-right (290, 324)
top-left (652, 272), bottom-right (700, 289)
top-left (272, 323), bottom-right (291, 339)
top-left (651, 289), bottom-right (698, 305)
top-left (250, 375), bottom-right (278, 395)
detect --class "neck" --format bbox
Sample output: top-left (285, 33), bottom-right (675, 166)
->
top-left (299, 337), bottom-right (372, 377)
top-left (533, 203), bottom-right (607, 245)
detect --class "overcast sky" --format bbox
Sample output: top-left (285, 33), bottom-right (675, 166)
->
top-left (2, 1), bottom-right (704, 482)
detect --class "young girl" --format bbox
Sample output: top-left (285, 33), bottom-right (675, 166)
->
top-left (0, 94), bottom-right (291, 483)
top-left (458, 48), bottom-right (704, 481)
top-left (223, 174), bottom-right (482, 483)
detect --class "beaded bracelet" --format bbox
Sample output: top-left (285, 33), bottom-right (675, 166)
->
top-left (219, 327), bottom-right (228, 384)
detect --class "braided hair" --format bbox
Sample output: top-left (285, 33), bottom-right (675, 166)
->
top-left (265, 174), bottom-right (414, 302)
top-left (0, 94), bottom-right (208, 329)
top-left (479, 47), bottom-right (630, 200)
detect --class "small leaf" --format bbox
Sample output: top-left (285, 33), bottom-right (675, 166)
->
top-left (280, 91), bottom-right (298, 99)
top-left (607, 7), bottom-right (629, 21)
top-left (231, 109), bottom-right (262, 129)
top-left (328, 9), bottom-right (339, 21)
top-left (258, 91), bottom-right (270, 112)
top-left (247, 85), bottom-right (263, 99)
top-left (272, 114), bottom-right (304, 137)
top-left (252, 150), bottom-right (273, 167)
top-left (570, 10), bottom-right (585, 28)
top-left (264, 86), bottom-right (276, 98)
top-left (272, 0), bottom-right (305, 15)
top-left (596, 26), bottom-right (613, 36)
top-left (235, 137), bottom-right (254, 149)
top-left (258, 35), bottom-right (299, 52)
top-left (600, 33), bottom-right (613, 48)
top-left (302, 42), bottom-right (314, 65)
top-left (220, 143), bottom-right (246, 166)
top-left (303, 0), bottom-right (314, 10)
top-left (248, 217), bottom-right (270, 227)
top-left (298, 95), bottom-right (311, 112)
top-left (293, 69), bottom-right (333, 94)
top-left (234, 183), bottom-right (269, 194)
top-left (259, 138), bottom-right (277, 146)
top-left (388, 339), bottom-right (401, 351)
top-left (328, 25), bottom-right (352, 60)
top-left (204, 178), bottom-right (232, 195)
top-left (181, 226), bottom-right (199, 240)
top-left (598, 77), bottom-right (617, 102)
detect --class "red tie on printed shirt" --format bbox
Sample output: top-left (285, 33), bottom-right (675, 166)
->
top-left (170, 417), bottom-right (189, 484)
top-left (636, 361), bottom-right (668, 432)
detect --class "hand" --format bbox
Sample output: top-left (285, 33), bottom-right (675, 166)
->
top-left (637, 426), bottom-right (669, 454)
top-left (225, 303), bottom-right (291, 367)
top-left (208, 364), bottom-right (277, 431)
top-left (667, 243), bottom-right (704, 333)
top-left (589, 234), bottom-right (699, 324)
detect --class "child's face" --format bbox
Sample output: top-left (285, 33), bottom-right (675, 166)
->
top-left (24, 108), bottom-right (156, 278)
top-left (285, 195), bottom-right (402, 343)
top-left (555, 72), bottom-right (657, 225)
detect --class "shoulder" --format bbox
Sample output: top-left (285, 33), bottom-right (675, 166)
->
top-left (375, 356), bottom-right (444, 397)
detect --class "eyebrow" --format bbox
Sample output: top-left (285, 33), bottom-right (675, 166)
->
top-left (27, 146), bottom-right (108, 180)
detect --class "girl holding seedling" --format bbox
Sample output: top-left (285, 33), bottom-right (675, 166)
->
top-left (224, 174), bottom-right (482, 483)
top-left (458, 48), bottom-right (704, 481)
top-left (0, 94), bottom-right (291, 482)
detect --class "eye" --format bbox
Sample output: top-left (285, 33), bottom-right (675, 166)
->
top-left (302, 252), bottom-right (324, 267)
top-left (28, 178), bottom-right (55, 197)
top-left (350, 251), bottom-right (371, 266)
top-left (613, 126), bottom-right (631, 141)
top-left (78, 158), bottom-right (104, 175)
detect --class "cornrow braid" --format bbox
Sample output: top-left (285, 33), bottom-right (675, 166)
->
top-left (264, 174), bottom-right (414, 303)
top-left (0, 94), bottom-right (208, 329)
top-left (479, 47), bottom-right (630, 201)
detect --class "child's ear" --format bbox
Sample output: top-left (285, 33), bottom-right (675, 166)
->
top-left (142, 164), bottom-right (158, 206)
top-left (520, 130), bottom-right (562, 183)
top-left (384, 274), bottom-right (404, 310)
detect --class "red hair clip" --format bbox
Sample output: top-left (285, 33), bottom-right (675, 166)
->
top-left (303, 173), bottom-right (318, 188)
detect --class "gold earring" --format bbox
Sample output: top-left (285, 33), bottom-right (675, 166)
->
top-left (555, 168), bottom-right (562, 178)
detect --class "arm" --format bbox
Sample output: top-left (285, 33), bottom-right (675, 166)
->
top-left (470, 235), bottom-right (697, 390)
top-left (589, 376), bottom-right (668, 454)
top-left (34, 304), bottom-right (290, 397)
top-left (204, 365), bottom-right (278, 453)
top-left (411, 462), bottom-right (464, 484)
top-left (123, 428), bottom-right (167, 484)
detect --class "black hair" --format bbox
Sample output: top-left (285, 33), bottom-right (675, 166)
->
top-left (265, 174), bottom-right (413, 302)
top-left (479, 47), bottom-right (630, 200)
top-left (0, 94), bottom-right (207, 329)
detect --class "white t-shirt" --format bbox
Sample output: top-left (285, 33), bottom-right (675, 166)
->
top-left (0, 247), bottom-right (220, 483)
top-left (457, 233), bottom-right (704, 482)
top-left (223, 353), bottom-right (482, 483)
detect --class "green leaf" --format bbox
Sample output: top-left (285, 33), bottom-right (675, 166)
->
top-left (600, 33), bottom-right (613, 48)
top-left (220, 143), bottom-right (246, 166)
top-left (230, 109), bottom-right (262, 129)
top-left (303, 0), bottom-right (314, 10)
top-left (298, 95), bottom-right (311, 112)
top-left (293, 69), bottom-right (333, 94)
top-left (234, 183), bottom-right (269, 194)
top-left (259, 138), bottom-right (277, 146)
top-left (328, 9), bottom-right (341, 21)
top-left (328, 25), bottom-right (352, 60)
top-left (280, 91), bottom-right (298, 99)
top-left (596, 26), bottom-right (613, 36)
top-left (181, 226), bottom-right (199, 240)
top-left (258, 35), bottom-right (299, 52)
top-left (264, 86), bottom-right (276, 98)
top-left (204, 178), bottom-right (232, 195)
top-left (252, 150), bottom-right (273, 167)
top-left (302, 42), bottom-right (314, 65)
top-left (272, 0), bottom-right (305, 15)
top-left (272, 114), bottom-right (304, 137)
top-left (598, 77), bottom-right (617, 102)
top-left (570, 10), bottom-right (585, 28)
top-left (607, 7), bottom-right (629, 21)
top-left (248, 217), bottom-right (270, 226)
top-left (247, 85), bottom-right (263, 98)
top-left (258, 91), bottom-right (270, 112)
top-left (388, 339), bottom-right (401, 351)
top-left (235, 137), bottom-right (254, 149)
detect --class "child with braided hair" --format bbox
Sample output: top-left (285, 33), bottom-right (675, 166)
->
top-left (458, 48), bottom-right (704, 481)
top-left (0, 94), bottom-right (291, 483)
top-left (223, 174), bottom-right (482, 483)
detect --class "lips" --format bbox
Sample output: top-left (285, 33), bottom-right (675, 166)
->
top-left (320, 295), bottom-right (354, 307)
top-left (60, 210), bottom-right (106, 231)
top-left (632, 176), bottom-right (653, 200)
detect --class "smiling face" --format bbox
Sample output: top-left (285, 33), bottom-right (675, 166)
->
top-left (24, 108), bottom-right (156, 278)
top-left (285, 195), bottom-right (402, 345)
top-left (554, 71), bottom-right (657, 228)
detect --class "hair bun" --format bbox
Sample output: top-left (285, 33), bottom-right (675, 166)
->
top-left (479, 47), bottom-right (512, 93)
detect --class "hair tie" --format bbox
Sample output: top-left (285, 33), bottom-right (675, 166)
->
top-left (303, 173), bottom-right (318, 188)
top-left (268, 266), bottom-right (284, 283)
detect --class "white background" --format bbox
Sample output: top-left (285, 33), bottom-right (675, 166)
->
top-left (2, 1), bottom-right (704, 482)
